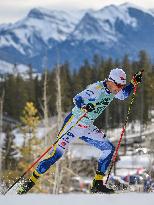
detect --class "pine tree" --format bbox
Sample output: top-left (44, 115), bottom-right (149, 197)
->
top-left (33, 75), bottom-right (42, 114)
top-left (4, 74), bottom-right (17, 118)
top-left (4, 74), bottom-right (28, 119)
top-left (92, 54), bottom-right (102, 81)
top-left (60, 63), bottom-right (73, 112)
top-left (2, 125), bottom-right (18, 171)
top-left (2, 125), bottom-right (19, 185)
top-left (26, 64), bottom-right (35, 102)
top-left (47, 70), bottom-right (57, 115)
top-left (137, 50), bottom-right (152, 124)
top-left (18, 102), bottom-right (45, 193)
top-left (20, 102), bottom-right (40, 163)
top-left (122, 54), bottom-right (132, 79)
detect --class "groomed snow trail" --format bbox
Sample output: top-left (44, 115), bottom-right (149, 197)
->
top-left (0, 193), bottom-right (154, 205)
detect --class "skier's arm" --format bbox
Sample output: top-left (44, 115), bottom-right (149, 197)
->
top-left (73, 83), bottom-right (98, 108)
top-left (115, 83), bottom-right (134, 100)
top-left (115, 71), bottom-right (143, 100)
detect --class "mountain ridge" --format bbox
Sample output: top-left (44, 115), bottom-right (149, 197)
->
top-left (0, 3), bottom-right (154, 71)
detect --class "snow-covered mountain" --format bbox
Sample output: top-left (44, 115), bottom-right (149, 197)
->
top-left (68, 4), bottom-right (137, 43)
top-left (0, 3), bottom-right (154, 71)
top-left (0, 8), bottom-right (85, 56)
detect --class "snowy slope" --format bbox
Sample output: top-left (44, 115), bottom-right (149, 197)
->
top-left (149, 8), bottom-right (154, 15)
top-left (0, 193), bottom-right (154, 205)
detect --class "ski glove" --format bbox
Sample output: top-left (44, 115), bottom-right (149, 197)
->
top-left (82, 103), bottom-right (95, 112)
top-left (131, 70), bottom-right (143, 86)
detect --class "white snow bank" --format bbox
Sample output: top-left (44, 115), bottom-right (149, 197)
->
top-left (0, 193), bottom-right (154, 205)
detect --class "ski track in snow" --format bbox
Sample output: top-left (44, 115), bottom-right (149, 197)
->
top-left (0, 193), bottom-right (154, 205)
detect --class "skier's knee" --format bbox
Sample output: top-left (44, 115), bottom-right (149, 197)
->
top-left (36, 149), bottom-right (63, 174)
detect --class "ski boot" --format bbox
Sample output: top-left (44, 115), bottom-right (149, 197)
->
top-left (17, 170), bottom-right (41, 194)
top-left (91, 171), bottom-right (114, 194)
top-left (17, 179), bottom-right (35, 194)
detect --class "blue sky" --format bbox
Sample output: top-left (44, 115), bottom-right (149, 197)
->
top-left (0, 0), bottom-right (154, 24)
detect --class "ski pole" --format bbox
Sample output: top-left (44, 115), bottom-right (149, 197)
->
top-left (105, 70), bottom-right (144, 184)
top-left (3, 111), bottom-right (88, 195)
top-left (105, 86), bottom-right (137, 184)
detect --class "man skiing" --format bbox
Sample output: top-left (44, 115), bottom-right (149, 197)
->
top-left (17, 68), bottom-right (142, 194)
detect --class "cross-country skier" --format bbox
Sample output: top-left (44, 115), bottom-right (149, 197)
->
top-left (17, 68), bottom-right (142, 194)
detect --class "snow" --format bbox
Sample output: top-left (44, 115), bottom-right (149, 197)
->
top-left (0, 193), bottom-right (154, 205)
top-left (0, 60), bottom-right (41, 80)
top-left (68, 142), bottom-right (102, 159)
top-left (0, 7), bottom-right (85, 56)
top-left (149, 8), bottom-right (154, 17)
top-left (95, 4), bottom-right (137, 27)
top-left (69, 142), bottom-right (151, 167)
top-left (12, 27), bottom-right (33, 46)
top-left (69, 3), bottom-right (138, 44)
top-left (120, 2), bottom-right (154, 16)
top-left (13, 124), bottom-right (57, 147)
top-left (0, 35), bottom-right (26, 55)
top-left (0, 60), bottom-right (29, 75)
top-left (18, 8), bottom-right (85, 42)
top-left (120, 2), bottom-right (146, 11)
top-left (0, 23), bottom-right (12, 30)
top-left (116, 155), bottom-right (151, 170)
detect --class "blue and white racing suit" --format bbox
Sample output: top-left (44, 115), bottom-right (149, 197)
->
top-left (36, 81), bottom-right (134, 175)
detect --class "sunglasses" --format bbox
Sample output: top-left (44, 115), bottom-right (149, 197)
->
top-left (114, 82), bottom-right (125, 89)
top-left (109, 77), bottom-right (125, 89)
